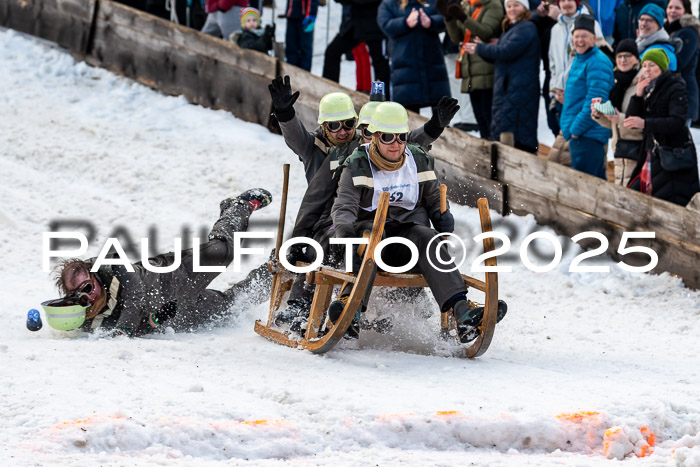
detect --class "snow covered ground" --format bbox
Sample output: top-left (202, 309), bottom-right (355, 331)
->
top-left (2, 24), bottom-right (700, 466)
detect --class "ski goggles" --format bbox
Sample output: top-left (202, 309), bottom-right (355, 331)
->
top-left (360, 126), bottom-right (373, 139)
top-left (68, 279), bottom-right (94, 297)
top-left (51, 293), bottom-right (91, 308)
top-left (377, 132), bottom-right (408, 145)
top-left (326, 118), bottom-right (357, 132)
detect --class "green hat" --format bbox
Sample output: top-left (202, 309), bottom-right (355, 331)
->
top-left (641, 48), bottom-right (669, 72)
top-left (367, 102), bottom-right (410, 134)
top-left (358, 101), bottom-right (381, 126)
top-left (317, 92), bottom-right (357, 124)
top-left (41, 298), bottom-right (87, 331)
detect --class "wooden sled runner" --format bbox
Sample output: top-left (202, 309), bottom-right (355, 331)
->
top-left (254, 170), bottom-right (499, 358)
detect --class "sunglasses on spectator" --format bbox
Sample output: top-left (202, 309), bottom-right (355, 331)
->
top-left (378, 132), bottom-right (408, 144)
top-left (325, 118), bottom-right (357, 132)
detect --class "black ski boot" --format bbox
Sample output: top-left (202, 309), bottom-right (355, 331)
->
top-left (327, 295), bottom-right (361, 339)
top-left (452, 299), bottom-right (508, 344)
top-left (220, 188), bottom-right (272, 214)
top-left (274, 299), bottom-right (311, 335)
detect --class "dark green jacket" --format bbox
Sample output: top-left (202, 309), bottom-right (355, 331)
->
top-left (331, 144), bottom-right (444, 233)
top-left (445, 0), bottom-right (503, 93)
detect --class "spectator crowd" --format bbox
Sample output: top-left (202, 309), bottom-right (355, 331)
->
top-left (119, 0), bottom-right (699, 206)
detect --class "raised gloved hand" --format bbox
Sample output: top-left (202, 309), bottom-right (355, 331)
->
top-left (268, 75), bottom-right (300, 122)
top-left (425, 96), bottom-right (460, 138)
top-left (286, 244), bottom-right (310, 266)
top-left (446, 3), bottom-right (467, 22)
top-left (302, 15), bottom-right (316, 33)
top-left (148, 301), bottom-right (177, 329)
top-left (263, 24), bottom-right (275, 49)
top-left (431, 211), bottom-right (455, 233)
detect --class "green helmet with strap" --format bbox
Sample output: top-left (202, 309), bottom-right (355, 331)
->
top-left (317, 92), bottom-right (357, 124)
top-left (358, 101), bottom-right (381, 127)
top-left (367, 102), bottom-right (410, 134)
top-left (41, 298), bottom-right (87, 331)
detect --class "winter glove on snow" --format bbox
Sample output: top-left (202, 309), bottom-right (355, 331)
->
top-left (447, 3), bottom-right (467, 22)
top-left (286, 244), bottom-right (310, 266)
top-left (148, 301), bottom-right (177, 329)
top-left (268, 75), bottom-right (300, 123)
top-left (100, 326), bottom-right (131, 338)
top-left (431, 211), bottom-right (455, 233)
top-left (302, 15), bottom-right (316, 33)
top-left (425, 96), bottom-right (460, 138)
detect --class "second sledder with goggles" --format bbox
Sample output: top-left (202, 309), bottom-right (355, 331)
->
top-left (329, 102), bottom-right (507, 341)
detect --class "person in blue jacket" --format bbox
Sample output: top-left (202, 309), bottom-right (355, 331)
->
top-left (377, 0), bottom-right (452, 113)
top-left (465, 0), bottom-right (540, 153)
top-left (635, 3), bottom-right (683, 72)
top-left (285, 0), bottom-right (319, 71)
top-left (560, 14), bottom-right (614, 179)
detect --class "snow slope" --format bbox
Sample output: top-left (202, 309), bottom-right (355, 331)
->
top-left (1, 27), bottom-right (700, 466)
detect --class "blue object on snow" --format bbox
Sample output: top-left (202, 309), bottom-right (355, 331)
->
top-left (27, 308), bottom-right (42, 332)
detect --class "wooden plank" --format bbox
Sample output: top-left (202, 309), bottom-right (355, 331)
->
top-left (496, 143), bottom-right (700, 248)
top-left (508, 185), bottom-right (700, 289)
top-left (0, 0), bottom-right (96, 53)
top-left (89, 1), bottom-right (276, 125)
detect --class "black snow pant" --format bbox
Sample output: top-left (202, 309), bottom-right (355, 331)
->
top-left (145, 201), bottom-right (271, 332)
top-left (322, 31), bottom-right (391, 99)
top-left (345, 222), bottom-right (467, 311)
top-left (287, 226), bottom-right (339, 305)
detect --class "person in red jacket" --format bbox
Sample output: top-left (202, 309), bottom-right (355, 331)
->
top-left (202, 0), bottom-right (250, 39)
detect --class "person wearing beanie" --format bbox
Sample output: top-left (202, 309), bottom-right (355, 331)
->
top-left (591, 37), bottom-right (643, 186)
top-left (201, 0), bottom-right (249, 39)
top-left (239, 7), bottom-right (260, 29)
top-left (229, 7), bottom-right (275, 54)
top-left (547, 0), bottom-right (604, 167)
top-left (635, 3), bottom-right (682, 72)
top-left (559, 14), bottom-right (614, 179)
top-left (623, 47), bottom-right (700, 206)
top-left (613, 0), bottom-right (666, 44)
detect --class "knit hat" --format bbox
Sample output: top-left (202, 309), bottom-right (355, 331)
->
top-left (638, 3), bottom-right (665, 28)
top-left (556, 0), bottom-right (580, 6)
top-left (240, 7), bottom-right (260, 28)
top-left (573, 14), bottom-right (595, 34)
top-left (504, 0), bottom-right (529, 10)
top-left (615, 38), bottom-right (639, 59)
top-left (641, 48), bottom-right (670, 72)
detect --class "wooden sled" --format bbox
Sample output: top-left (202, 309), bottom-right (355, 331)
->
top-left (254, 187), bottom-right (499, 358)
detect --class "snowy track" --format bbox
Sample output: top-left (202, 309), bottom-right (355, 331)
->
top-left (1, 28), bottom-right (700, 465)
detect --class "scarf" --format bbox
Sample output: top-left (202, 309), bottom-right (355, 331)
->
top-left (610, 67), bottom-right (638, 110)
top-left (323, 125), bottom-right (356, 147)
top-left (636, 28), bottom-right (670, 52)
top-left (368, 135), bottom-right (406, 171)
top-left (86, 287), bottom-right (108, 319)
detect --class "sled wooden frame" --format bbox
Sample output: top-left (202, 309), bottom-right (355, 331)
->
top-left (254, 192), bottom-right (499, 358)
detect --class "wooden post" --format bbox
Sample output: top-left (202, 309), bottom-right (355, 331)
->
top-left (265, 163), bottom-right (290, 326)
top-left (439, 184), bottom-right (449, 331)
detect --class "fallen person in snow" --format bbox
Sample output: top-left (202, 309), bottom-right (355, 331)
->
top-left (328, 102), bottom-right (507, 342)
top-left (41, 189), bottom-right (273, 337)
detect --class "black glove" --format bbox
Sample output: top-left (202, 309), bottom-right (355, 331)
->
top-left (426, 96), bottom-right (460, 138)
top-left (435, 0), bottom-right (453, 20)
top-left (447, 3), bottom-right (467, 22)
top-left (333, 224), bottom-right (356, 239)
top-left (431, 211), bottom-right (455, 233)
top-left (268, 75), bottom-right (300, 123)
top-left (149, 301), bottom-right (177, 329)
top-left (286, 244), bottom-right (310, 266)
top-left (263, 24), bottom-right (275, 50)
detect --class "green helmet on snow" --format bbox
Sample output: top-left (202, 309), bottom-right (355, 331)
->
top-left (317, 92), bottom-right (357, 124)
top-left (367, 102), bottom-right (410, 134)
top-left (358, 101), bottom-right (381, 127)
top-left (41, 297), bottom-right (88, 331)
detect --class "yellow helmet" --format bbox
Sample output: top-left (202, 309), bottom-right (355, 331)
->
top-left (358, 101), bottom-right (381, 127)
top-left (317, 92), bottom-right (357, 124)
top-left (367, 102), bottom-right (409, 134)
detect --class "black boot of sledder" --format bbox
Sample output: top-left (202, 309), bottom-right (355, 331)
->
top-left (452, 299), bottom-right (508, 344)
top-left (327, 295), bottom-right (361, 339)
